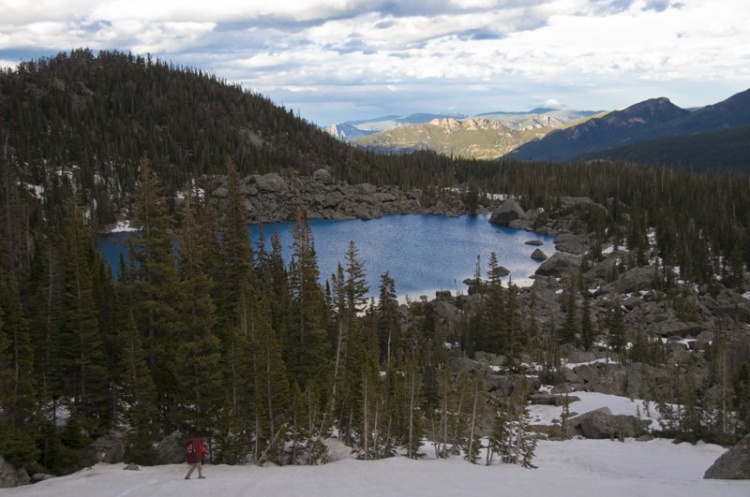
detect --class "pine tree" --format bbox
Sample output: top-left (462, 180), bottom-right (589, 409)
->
top-left (0, 269), bottom-right (36, 428)
top-left (733, 363), bottom-right (750, 437)
top-left (580, 291), bottom-right (594, 350)
top-left (57, 194), bottom-right (110, 434)
top-left (250, 306), bottom-right (291, 464)
top-left (560, 277), bottom-right (579, 346)
top-left (464, 371), bottom-right (484, 464)
top-left (174, 193), bottom-right (226, 437)
top-left (287, 207), bottom-right (330, 392)
top-left (479, 252), bottom-right (507, 354)
top-left (129, 152), bottom-right (182, 429)
top-left (377, 272), bottom-right (399, 369)
top-left (120, 311), bottom-right (159, 464)
top-left (607, 298), bottom-right (627, 355)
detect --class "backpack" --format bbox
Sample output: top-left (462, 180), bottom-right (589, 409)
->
top-left (185, 438), bottom-right (199, 464)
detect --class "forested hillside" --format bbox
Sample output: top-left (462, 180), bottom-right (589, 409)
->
top-left (0, 49), bottom-right (457, 226)
top-left (1, 50), bottom-right (750, 481)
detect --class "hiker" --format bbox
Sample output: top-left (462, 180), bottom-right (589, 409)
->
top-left (184, 437), bottom-right (210, 480)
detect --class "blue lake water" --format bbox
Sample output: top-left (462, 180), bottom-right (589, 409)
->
top-left (99, 213), bottom-right (555, 298)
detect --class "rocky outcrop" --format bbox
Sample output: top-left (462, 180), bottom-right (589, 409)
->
top-left (704, 433), bottom-right (750, 479)
top-left (82, 432), bottom-right (125, 466)
top-left (155, 432), bottom-right (185, 465)
top-left (535, 252), bottom-right (581, 278)
top-left (530, 248), bottom-right (548, 261)
top-left (568, 407), bottom-right (650, 439)
top-left (554, 233), bottom-right (587, 254)
top-left (0, 456), bottom-right (28, 488)
top-left (200, 171), bottom-right (472, 224)
top-left (489, 199), bottom-right (525, 226)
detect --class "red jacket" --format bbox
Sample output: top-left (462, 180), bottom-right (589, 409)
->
top-left (185, 438), bottom-right (209, 464)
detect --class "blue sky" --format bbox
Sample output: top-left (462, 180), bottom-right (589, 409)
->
top-left (1, 0), bottom-right (748, 125)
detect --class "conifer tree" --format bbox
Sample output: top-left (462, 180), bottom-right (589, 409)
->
top-left (250, 305), bottom-right (291, 464)
top-left (580, 291), bottom-right (594, 350)
top-left (57, 194), bottom-right (110, 434)
top-left (505, 280), bottom-right (521, 358)
top-left (120, 311), bottom-right (159, 464)
top-left (733, 363), bottom-right (750, 436)
top-left (174, 193), bottom-right (225, 437)
top-left (377, 272), bottom-right (399, 369)
top-left (464, 371), bottom-right (484, 464)
top-left (607, 298), bottom-right (627, 355)
top-left (287, 207), bottom-right (330, 392)
top-left (480, 251), bottom-right (507, 354)
top-left (560, 277), bottom-right (578, 346)
top-left (129, 152), bottom-right (182, 429)
top-left (402, 321), bottom-right (425, 459)
top-left (0, 269), bottom-right (36, 428)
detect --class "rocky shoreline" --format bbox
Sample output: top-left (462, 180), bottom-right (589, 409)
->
top-left (199, 169), bottom-right (478, 224)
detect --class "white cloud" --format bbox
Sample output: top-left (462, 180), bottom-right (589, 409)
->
top-left (0, 0), bottom-right (748, 124)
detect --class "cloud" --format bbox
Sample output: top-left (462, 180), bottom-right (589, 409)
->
top-left (0, 0), bottom-right (748, 124)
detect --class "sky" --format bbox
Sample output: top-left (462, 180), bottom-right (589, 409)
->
top-left (1, 1), bottom-right (749, 126)
top-left (3, 390), bottom-right (748, 497)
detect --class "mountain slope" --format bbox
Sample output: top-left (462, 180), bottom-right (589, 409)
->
top-left (578, 126), bottom-right (750, 172)
top-left (507, 97), bottom-right (690, 161)
top-left (347, 108), bottom-right (600, 159)
top-left (0, 49), bottom-right (459, 226)
top-left (325, 113), bottom-right (467, 141)
top-left (506, 88), bottom-right (750, 163)
top-left (352, 117), bottom-right (545, 159)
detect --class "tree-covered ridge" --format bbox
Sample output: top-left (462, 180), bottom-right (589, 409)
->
top-left (0, 49), bottom-right (458, 225)
top-left (577, 127), bottom-right (750, 173)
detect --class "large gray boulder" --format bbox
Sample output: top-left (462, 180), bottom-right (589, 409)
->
top-left (82, 432), bottom-right (125, 466)
top-left (0, 456), bottom-right (23, 488)
top-left (530, 248), bottom-right (548, 261)
top-left (155, 432), bottom-right (185, 465)
top-left (535, 252), bottom-right (581, 278)
top-left (568, 407), bottom-right (650, 439)
top-left (255, 173), bottom-right (287, 193)
top-left (554, 233), bottom-right (587, 255)
top-left (704, 434), bottom-right (750, 479)
top-left (613, 266), bottom-right (658, 294)
top-left (489, 199), bottom-right (525, 226)
top-left (312, 168), bottom-right (332, 184)
top-left (0, 458), bottom-right (30, 488)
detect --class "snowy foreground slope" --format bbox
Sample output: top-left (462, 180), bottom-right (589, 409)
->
top-left (2, 393), bottom-right (748, 497)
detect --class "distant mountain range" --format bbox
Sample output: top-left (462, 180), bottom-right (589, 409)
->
top-left (507, 88), bottom-right (750, 170)
top-left (326, 88), bottom-right (750, 171)
top-left (325, 109), bottom-right (600, 159)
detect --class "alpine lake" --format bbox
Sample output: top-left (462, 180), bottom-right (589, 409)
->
top-left (98, 213), bottom-right (556, 299)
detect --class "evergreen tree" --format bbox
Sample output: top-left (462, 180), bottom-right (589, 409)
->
top-left (377, 272), bottom-right (400, 369)
top-left (120, 311), bottom-right (159, 464)
top-left (560, 277), bottom-right (578, 346)
top-left (174, 193), bottom-right (226, 437)
top-left (580, 291), bottom-right (594, 350)
top-left (607, 298), bottom-right (627, 355)
top-left (287, 207), bottom-right (330, 392)
top-left (479, 252), bottom-right (507, 354)
top-left (0, 269), bottom-right (36, 428)
top-left (464, 371), bottom-right (484, 464)
top-left (129, 152), bottom-right (182, 429)
top-left (57, 194), bottom-right (110, 434)
top-left (733, 363), bottom-right (750, 437)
